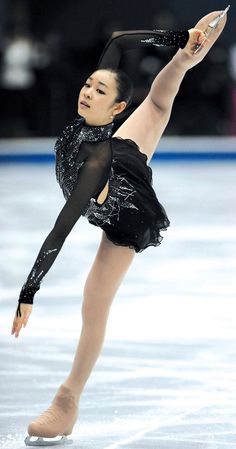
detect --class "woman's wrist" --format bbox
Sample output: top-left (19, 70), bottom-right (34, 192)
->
top-left (19, 282), bottom-right (39, 305)
top-left (172, 27), bottom-right (212, 72)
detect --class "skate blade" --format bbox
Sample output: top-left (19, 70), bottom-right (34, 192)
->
top-left (24, 435), bottom-right (73, 446)
top-left (193, 5), bottom-right (230, 54)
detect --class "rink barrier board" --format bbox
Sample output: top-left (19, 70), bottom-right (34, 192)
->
top-left (1, 153), bottom-right (236, 163)
top-left (0, 137), bottom-right (235, 162)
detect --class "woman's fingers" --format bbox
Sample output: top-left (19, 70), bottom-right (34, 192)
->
top-left (189, 29), bottom-right (206, 55)
top-left (12, 314), bottom-right (28, 337)
top-left (181, 28), bottom-right (206, 58)
top-left (11, 303), bottom-right (33, 338)
top-left (11, 313), bottom-right (23, 338)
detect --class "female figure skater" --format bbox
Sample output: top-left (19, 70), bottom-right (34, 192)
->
top-left (11, 7), bottom-right (228, 446)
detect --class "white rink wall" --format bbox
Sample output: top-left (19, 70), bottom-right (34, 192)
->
top-left (0, 136), bottom-right (236, 162)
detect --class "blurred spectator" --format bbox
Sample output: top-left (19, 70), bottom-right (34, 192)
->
top-left (0, 28), bottom-right (50, 136)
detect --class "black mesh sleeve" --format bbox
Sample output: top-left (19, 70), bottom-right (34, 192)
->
top-left (97, 29), bottom-right (189, 70)
top-left (16, 141), bottom-right (112, 317)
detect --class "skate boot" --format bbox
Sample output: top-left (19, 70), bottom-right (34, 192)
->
top-left (24, 384), bottom-right (79, 446)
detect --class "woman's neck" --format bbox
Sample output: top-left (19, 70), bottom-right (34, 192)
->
top-left (83, 119), bottom-right (114, 127)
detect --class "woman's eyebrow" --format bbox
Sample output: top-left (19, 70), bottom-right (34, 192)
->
top-left (98, 81), bottom-right (108, 88)
top-left (88, 77), bottom-right (108, 88)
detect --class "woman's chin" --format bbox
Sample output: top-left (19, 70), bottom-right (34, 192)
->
top-left (78, 107), bottom-right (86, 116)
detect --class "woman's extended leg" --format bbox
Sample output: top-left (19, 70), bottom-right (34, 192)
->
top-left (113, 10), bottom-right (227, 163)
top-left (63, 231), bottom-right (135, 399)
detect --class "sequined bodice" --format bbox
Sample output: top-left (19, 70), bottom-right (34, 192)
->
top-left (54, 116), bottom-right (114, 200)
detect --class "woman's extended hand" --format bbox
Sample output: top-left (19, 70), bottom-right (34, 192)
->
top-left (11, 303), bottom-right (33, 338)
top-left (176, 10), bottom-right (228, 70)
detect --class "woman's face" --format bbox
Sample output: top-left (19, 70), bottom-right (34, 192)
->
top-left (78, 70), bottom-right (126, 126)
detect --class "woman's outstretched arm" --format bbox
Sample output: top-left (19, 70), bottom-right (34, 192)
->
top-left (11, 142), bottom-right (112, 337)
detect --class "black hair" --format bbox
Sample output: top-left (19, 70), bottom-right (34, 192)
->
top-left (102, 68), bottom-right (133, 107)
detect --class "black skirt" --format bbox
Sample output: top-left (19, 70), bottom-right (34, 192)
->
top-left (82, 137), bottom-right (170, 252)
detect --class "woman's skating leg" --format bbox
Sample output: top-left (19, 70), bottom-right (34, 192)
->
top-left (63, 231), bottom-right (135, 399)
top-left (27, 232), bottom-right (135, 439)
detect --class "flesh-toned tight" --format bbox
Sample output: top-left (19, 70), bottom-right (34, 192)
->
top-left (63, 230), bottom-right (135, 401)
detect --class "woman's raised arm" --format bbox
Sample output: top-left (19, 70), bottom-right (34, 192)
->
top-left (97, 29), bottom-right (190, 70)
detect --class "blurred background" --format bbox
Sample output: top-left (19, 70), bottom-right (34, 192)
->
top-left (0, 0), bottom-right (235, 138)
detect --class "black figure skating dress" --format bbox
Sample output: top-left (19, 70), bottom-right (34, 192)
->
top-left (82, 134), bottom-right (170, 251)
top-left (17, 29), bottom-right (189, 316)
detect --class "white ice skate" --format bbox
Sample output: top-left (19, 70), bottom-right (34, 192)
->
top-left (24, 384), bottom-right (78, 447)
top-left (24, 435), bottom-right (73, 446)
top-left (193, 5), bottom-right (230, 54)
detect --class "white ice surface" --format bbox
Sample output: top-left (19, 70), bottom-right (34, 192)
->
top-left (0, 160), bottom-right (236, 448)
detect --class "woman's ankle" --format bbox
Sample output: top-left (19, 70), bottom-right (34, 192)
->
top-left (62, 381), bottom-right (81, 402)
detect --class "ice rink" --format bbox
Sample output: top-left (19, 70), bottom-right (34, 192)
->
top-left (0, 145), bottom-right (236, 448)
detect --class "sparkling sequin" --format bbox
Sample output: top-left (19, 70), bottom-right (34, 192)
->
top-left (141, 30), bottom-right (189, 49)
top-left (54, 116), bottom-right (114, 200)
top-left (18, 248), bottom-right (59, 308)
top-left (30, 248), bottom-right (58, 283)
top-left (82, 166), bottom-right (138, 226)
